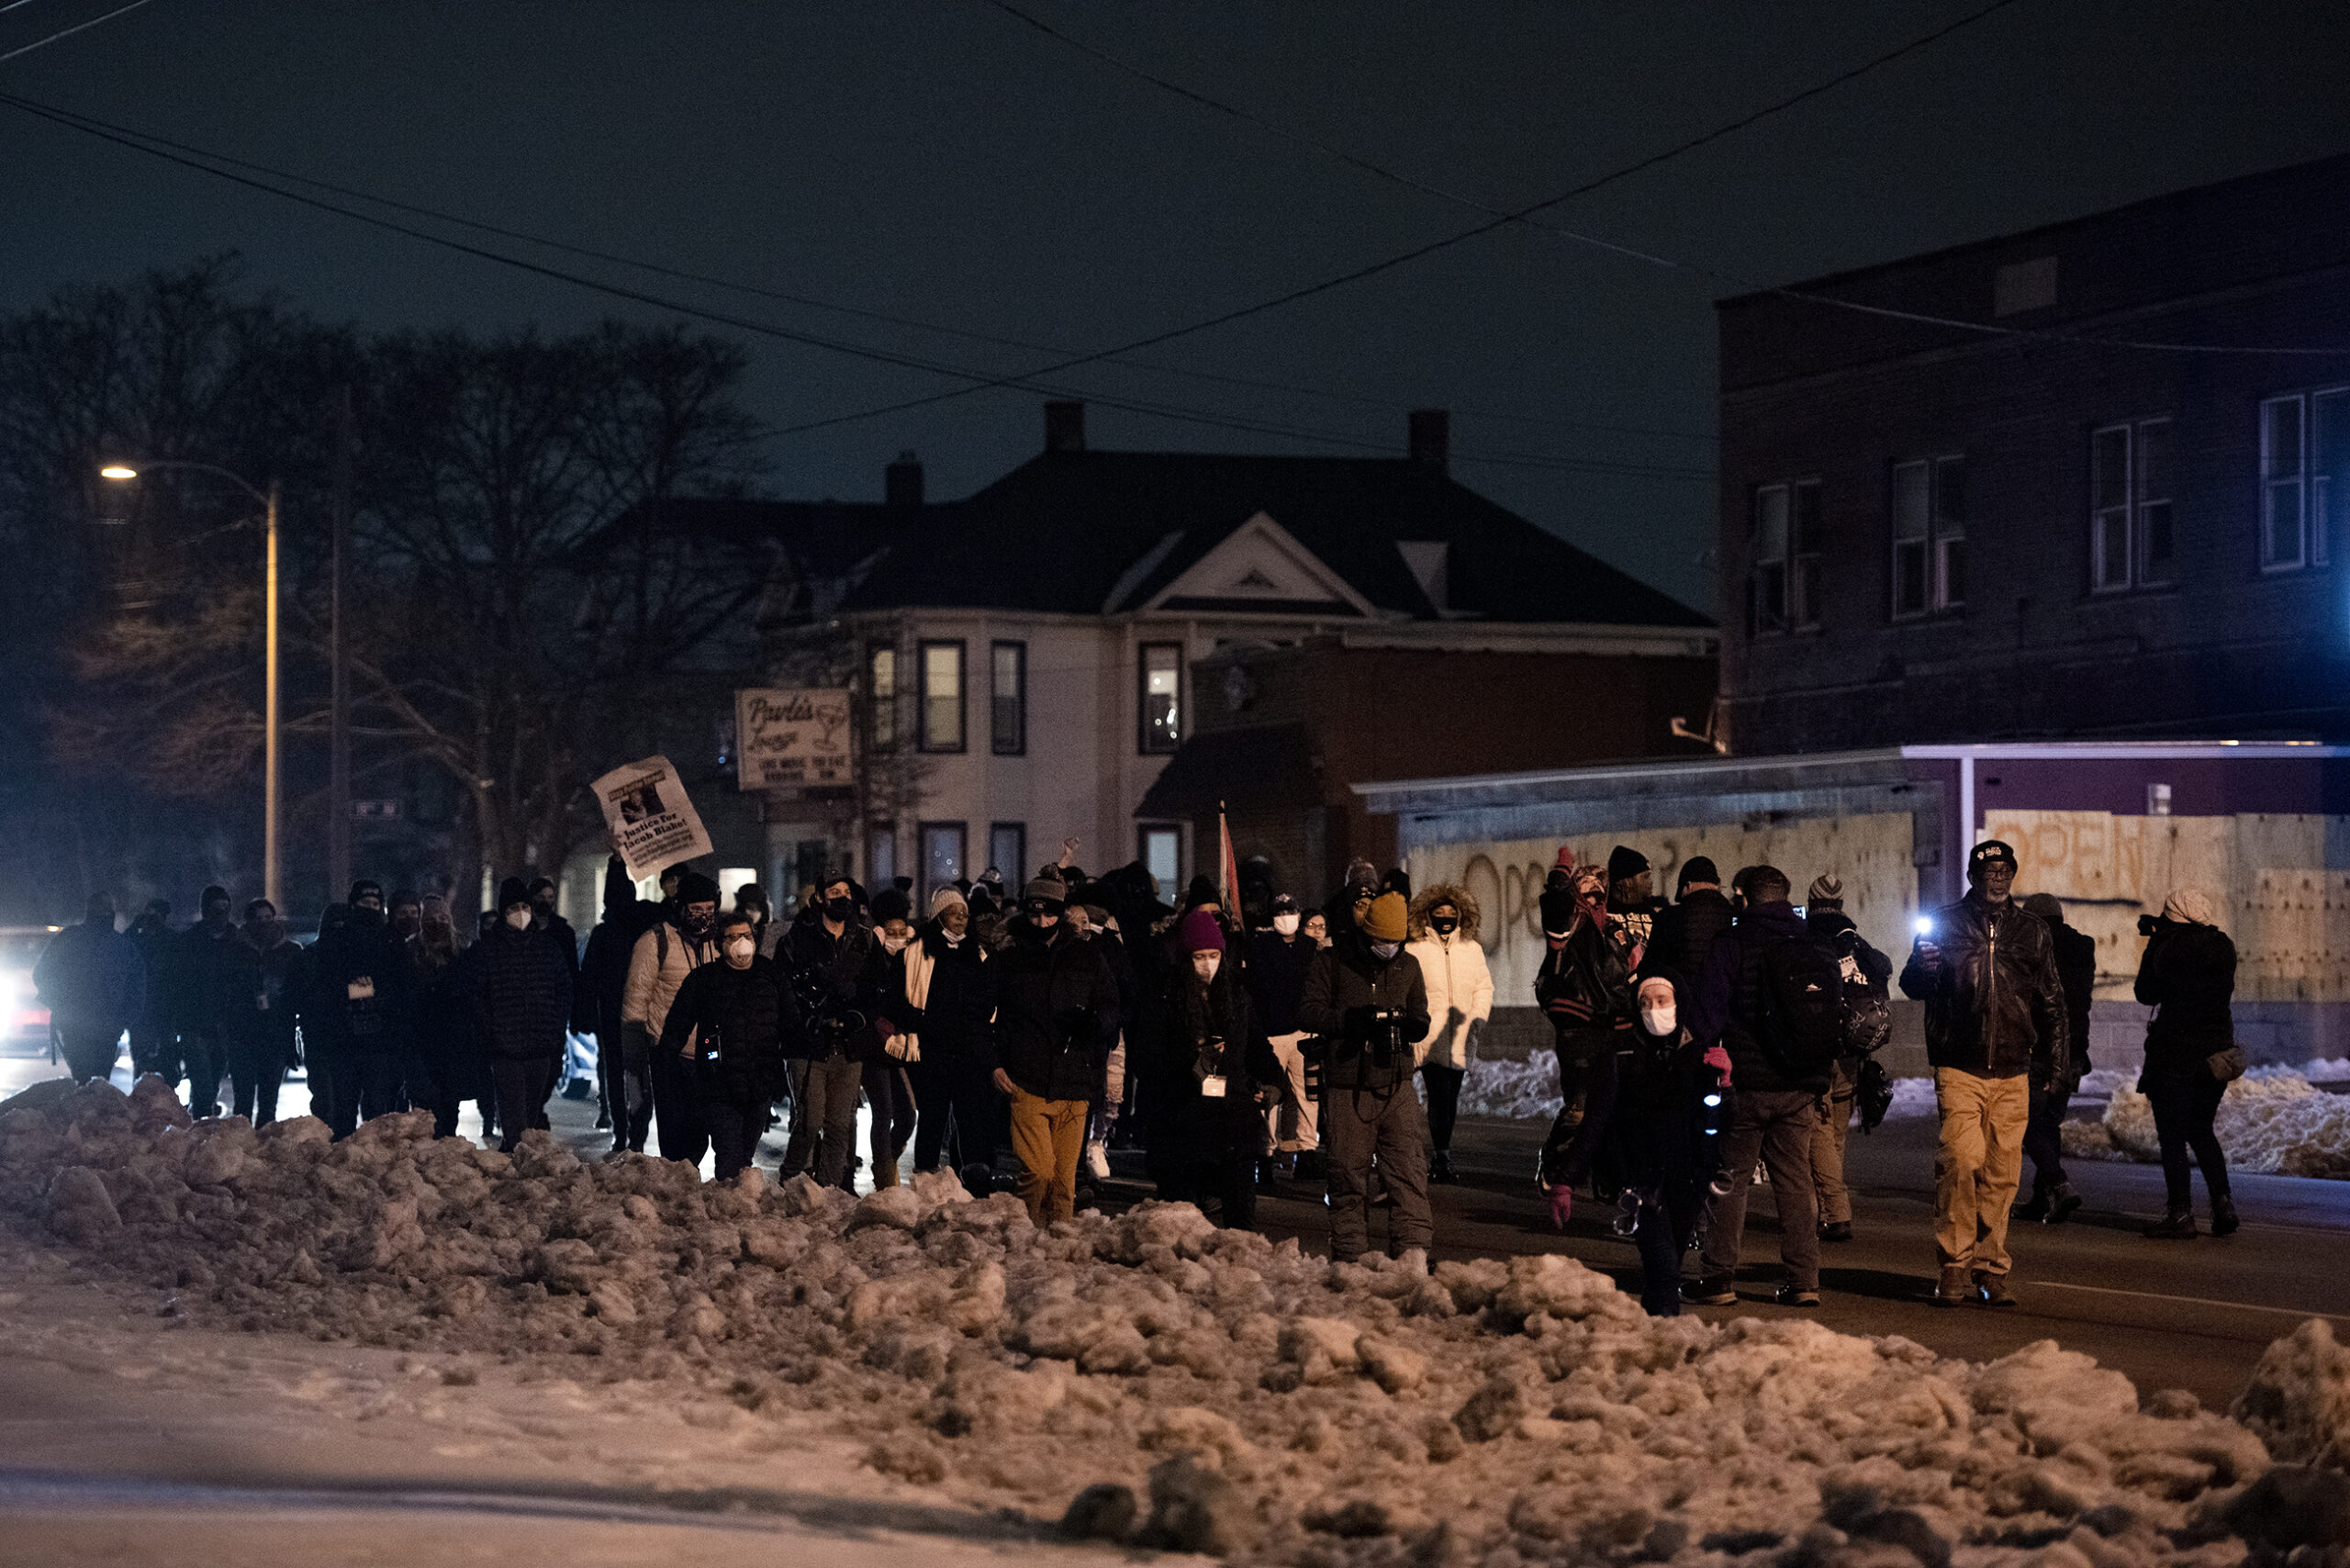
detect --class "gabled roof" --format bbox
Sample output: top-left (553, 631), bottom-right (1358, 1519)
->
top-left (828, 451), bottom-right (1707, 627)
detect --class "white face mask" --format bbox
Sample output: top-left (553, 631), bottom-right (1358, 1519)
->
top-left (1192, 950), bottom-right (1222, 983)
top-left (882, 933), bottom-right (910, 955)
top-left (724, 935), bottom-right (755, 966)
top-left (503, 907), bottom-right (532, 931)
top-left (1639, 1002), bottom-right (1677, 1037)
top-left (1272, 913), bottom-right (1301, 936)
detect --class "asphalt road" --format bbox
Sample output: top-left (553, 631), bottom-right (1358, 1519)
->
top-left (6, 1039), bottom-right (2340, 1412)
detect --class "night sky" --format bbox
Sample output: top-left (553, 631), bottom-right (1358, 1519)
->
top-left (5, 0), bottom-right (2347, 610)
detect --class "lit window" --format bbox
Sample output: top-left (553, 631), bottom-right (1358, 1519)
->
top-left (1139, 644), bottom-right (1181, 754)
top-left (868, 646), bottom-right (897, 751)
top-left (990, 642), bottom-right (1025, 756)
top-left (1140, 825), bottom-right (1181, 896)
top-left (919, 641), bottom-right (964, 753)
top-left (1891, 456), bottom-right (1965, 618)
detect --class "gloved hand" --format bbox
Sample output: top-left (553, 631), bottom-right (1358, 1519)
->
top-left (1547, 1185), bottom-right (1574, 1232)
top-left (1703, 1044), bottom-right (1733, 1087)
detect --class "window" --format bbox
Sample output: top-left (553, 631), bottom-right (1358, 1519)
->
top-left (1750, 480), bottom-right (1821, 634)
top-left (2091, 420), bottom-right (2175, 591)
top-left (918, 640), bottom-right (964, 753)
top-left (919, 822), bottom-right (965, 907)
top-left (868, 645), bottom-right (897, 751)
top-left (990, 641), bottom-right (1026, 756)
top-left (1139, 824), bottom-right (1182, 897)
top-left (2263, 389), bottom-right (2349, 572)
top-left (868, 827), bottom-right (896, 890)
top-left (990, 823), bottom-right (1025, 883)
top-left (1892, 456), bottom-right (1965, 618)
top-left (1139, 643), bottom-right (1182, 754)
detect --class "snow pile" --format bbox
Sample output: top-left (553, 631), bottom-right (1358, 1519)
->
top-left (1886, 1077), bottom-right (1939, 1121)
top-left (1459, 1057), bottom-right (1562, 1119)
top-left (2099, 1074), bottom-right (2350, 1180)
top-left (0, 1076), bottom-right (2314, 1563)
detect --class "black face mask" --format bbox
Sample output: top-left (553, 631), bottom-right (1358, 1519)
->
top-left (825, 896), bottom-right (855, 922)
top-left (682, 912), bottom-right (715, 940)
top-left (1430, 916), bottom-right (1459, 936)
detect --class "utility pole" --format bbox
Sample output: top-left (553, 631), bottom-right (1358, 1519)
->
top-left (328, 386), bottom-right (354, 900)
top-left (263, 478), bottom-right (282, 910)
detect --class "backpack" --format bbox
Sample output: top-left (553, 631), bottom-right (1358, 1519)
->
top-left (1839, 949), bottom-right (1893, 1057)
top-left (1753, 933), bottom-right (1846, 1081)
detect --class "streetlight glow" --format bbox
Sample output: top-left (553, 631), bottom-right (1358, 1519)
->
top-left (98, 465), bottom-right (139, 480)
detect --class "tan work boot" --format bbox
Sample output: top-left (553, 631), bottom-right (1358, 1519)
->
top-left (1931, 1265), bottom-right (1971, 1308)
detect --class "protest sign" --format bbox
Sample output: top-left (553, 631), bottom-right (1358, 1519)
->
top-left (591, 755), bottom-right (712, 879)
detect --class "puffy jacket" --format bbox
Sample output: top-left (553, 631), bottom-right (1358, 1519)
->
top-left (1686, 900), bottom-right (1834, 1096)
top-left (2134, 919), bottom-right (2235, 1078)
top-left (993, 917), bottom-right (1121, 1101)
top-left (1405, 932), bottom-right (1493, 1070)
top-left (473, 921), bottom-right (572, 1063)
top-left (32, 920), bottom-right (145, 1036)
top-left (1298, 933), bottom-right (1428, 1093)
top-left (880, 926), bottom-right (996, 1071)
top-left (659, 955), bottom-right (797, 1101)
top-left (621, 919), bottom-right (716, 1041)
top-left (1646, 889), bottom-right (1734, 986)
top-left (1898, 893), bottom-right (2070, 1083)
top-left (1242, 929), bottom-right (1314, 1036)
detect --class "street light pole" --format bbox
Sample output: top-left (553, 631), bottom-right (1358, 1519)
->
top-left (263, 477), bottom-right (282, 911)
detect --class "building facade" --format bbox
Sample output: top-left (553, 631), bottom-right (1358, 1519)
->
top-left (1718, 153), bottom-right (2350, 756)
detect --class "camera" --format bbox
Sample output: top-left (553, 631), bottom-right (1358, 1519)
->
top-left (2138, 913), bottom-right (2164, 937)
top-left (1367, 1006), bottom-right (1409, 1066)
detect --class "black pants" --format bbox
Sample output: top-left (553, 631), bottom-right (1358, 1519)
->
top-left (780, 1054), bottom-right (862, 1187)
top-left (56, 1026), bottom-right (119, 1086)
top-left (1420, 1063), bottom-right (1464, 1154)
top-left (705, 1094), bottom-right (767, 1182)
top-left (867, 1059), bottom-right (917, 1182)
top-left (403, 1051), bottom-right (463, 1138)
top-left (2023, 1080), bottom-right (2072, 1194)
top-left (2148, 1071), bottom-right (2231, 1211)
top-left (908, 1056), bottom-right (998, 1174)
top-left (227, 1035), bottom-right (288, 1126)
top-left (602, 1030), bottom-right (652, 1151)
top-left (649, 1048), bottom-right (709, 1167)
top-left (129, 1023), bottom-right (175, 1084)
top-left (490, 1057), bottom-right (554, 1153)
top-left (179, 1029), bottom-right (227, 1114)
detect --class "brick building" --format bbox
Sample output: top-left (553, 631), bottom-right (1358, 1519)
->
top-left (1718, 152), bottom-right (2350, 755)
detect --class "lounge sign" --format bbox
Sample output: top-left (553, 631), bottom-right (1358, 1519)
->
top-left (735, 688), bottom-right (855, 790)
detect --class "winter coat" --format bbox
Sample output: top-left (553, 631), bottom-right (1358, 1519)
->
top-left (659, 955), bottom-right (796, 1102)
top-left (1807, 908), bottom-right (1893, 1064)
top-left (1146, 966), bottom-right (1283, 1174)
top-left (535, 913), bottom-right (582, 1028)
top-left (621, 918), bottom-right (717, 1047)
top-left (2043, 915), bottom-right (2098, 1082)
top-left (252, 935), bottom-right (304, 1054)
top-left (1298, 932), bottom-right (1429, 1093)
top-left (880, 926), bottom-right (996, 1072)
top-left (32, 919), bottom-right (145, 1037)
top-left (1685, 901), bottom-right (1833, 1096)
top-left (2134, 919), bottom-right (2236, 1079)
top-left (407, 941), bottom-right (470, 1073)
top-left (1536, 913), bottom-right (1633, 1064)
top-left (1645, 889), bottom-right (1734, 986)
top-left (1241, 928), bottom-right (1313, 1036)
top-left (1405, 884), bottom-right (1493, 1071)
top-left (1898, 893), bottom-right (2070, 1083)
top-left (992, 917), bottom-right (1121, 1102)
top-left (304, 910), bottom-right (410, 1058)
top-left (473, 921), bottom-right (572, 1063)
top-left (777, 917), bottom-right (890, 1061)
top-left (173, 922), bottom-right (249, 1039)
top-left (126, 918), bottom-right (177, 1031)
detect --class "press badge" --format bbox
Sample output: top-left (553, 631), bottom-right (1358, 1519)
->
top-left (1201, 1075), bottom-right (1227, 1098)
top-left (348, 976), bottom-right (375, 1002)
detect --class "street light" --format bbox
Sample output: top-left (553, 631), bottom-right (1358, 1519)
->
top-left (99, 461), bottom-right (283, 910)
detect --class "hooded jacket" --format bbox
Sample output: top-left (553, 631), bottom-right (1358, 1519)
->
top-left (1645, 888), bottom-right (1735, 987)
top-left (1898, 893), bottom-right (2070, 1083)
top-left (1404, 885), bottom-right (1494, 1070)
top-left (1298, 930), bottom-right (1429, 1092)
top-left (1686, 900), bottom-right (1834, 1096)
top-left (33, 918), bottom-right (145, 1037)
top-left (992, 916), bottom-right (1121, 1100)
top-left (579, 857), bottom-right (655, 1039)
top-left (473, 920), bottom-right (572, 1063)
top-left (2134, 917), bottom-right (2236, 1076)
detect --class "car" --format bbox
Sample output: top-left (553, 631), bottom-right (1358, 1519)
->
top-left (0, 925), bottom-right (63, 1049)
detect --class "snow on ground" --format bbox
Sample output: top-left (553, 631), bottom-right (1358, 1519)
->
top-left (2058, 1064), bottom-right (2350, 1181)
top-left (2, 1075), bottom-right (2338, 1563)
top-left (1461, 1059), bottom-right (1943, 1125)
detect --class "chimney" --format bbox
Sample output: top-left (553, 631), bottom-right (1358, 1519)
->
top-left (1045, 398), bottom-right (1087, 454)
top-left (1408, 409), bottom-right (1449, 472)
top-left (885, 450), bottom-right (923, 509)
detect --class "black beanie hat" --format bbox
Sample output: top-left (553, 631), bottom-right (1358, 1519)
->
top-left (871, 887), bottom-right (912, 924)
top-left (496, 877), bottom-right (532, 912)
top-left (201, 883), bottom-right (231, 908)
top-left (349, 878), bottom-right (383, 904)
top-left (676, 871), bottom-right (722, 906)
top-left (1677, 856), bottom-right (1719, 891)
top-left (1539, 887), bottom-right (1578, 938)
top-left (1606, 846), bottom-right (1649, 884)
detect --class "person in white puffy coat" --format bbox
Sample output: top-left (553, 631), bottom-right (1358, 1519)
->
top-left (1407, 885), bottom-right (1494, 1183)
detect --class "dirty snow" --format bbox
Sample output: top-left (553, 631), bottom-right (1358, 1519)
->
top-left (1462, 1058), bottom-right (1941, 1125)
top-left (0, 1074), bottom-right (2325, 1563)
top-left (2055, 1064), bottom-right (2350, 1181)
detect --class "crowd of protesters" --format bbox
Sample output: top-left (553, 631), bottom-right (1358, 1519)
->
top-left (28, 829), bottom-right (2246, 1313)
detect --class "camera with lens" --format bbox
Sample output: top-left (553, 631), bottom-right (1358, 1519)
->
top-left (1366, 1006), bottom-right (1409, 1067)
top-left (2137, 913), bottom-right (2164, 938)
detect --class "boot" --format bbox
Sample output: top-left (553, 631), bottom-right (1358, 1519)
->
top-left (1429, 1150), bottom-right (1459, 1184)
top-left (2210, 1194), bottom-right (2240, 1237)
top-left (875, 1157), bottom-right (900, 1190)
top-left (2046, 1183), bottom-right (2084, 1224)
top-left (1973, 1271), bottom-right (2017, 1308)
top-left (2144, 1207), bottom-right (2199, 1239)
top-left (1931, 1265), bottom-right (1971, 1308)
top-left (2012, 1188), bottom-right (2051, 1222)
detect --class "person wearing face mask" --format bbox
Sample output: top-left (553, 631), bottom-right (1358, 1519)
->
top-left (402, 894), bottom-right (469, 1137)
top-left (1406, 887), bottom-right (1494, 1185)
top-left (171, 883), bottom-right (244, 1118)
top-left (1900, 840), bottom-right (2069, 1306)
top-left (580, 857), bottom-right (656, 1148)
top-left (32, 891), bottom-right (143, 1087)
top-left (861, 890), bottom-right (922, 1189)
top-left (470, 878), bottom-right (574, 1153)
top-left (778, 876), bottom-right (889, 1188)
top-left (623, 869), bottom-right (724, 1167)
top-left (223, 898), bottom-right (302, 1126)
top-left (991, 878), bottom-right (1122, 1225)
top-left (304, 879), bottom-right (411, 1137)
top-left (659, 912), bottom-right (799, 1180)
top-left (1605, 970), bottom-right (1725, 1316)
top-left (1299, 890), bottom-right (1433, 1266)
top-left (388, 890), bottom-right (424, 944)
top-left (1244, 892), bottom-right (1320, 1181)
top-left (1323, 860), bottom-right (1379, 946)
top-left (890, 886), bottom-right (1001, 1191)
top-left (1145, 910), bottom-right (1284, 1227)
top-left (1534, 854), bottom-right (1635, 1170)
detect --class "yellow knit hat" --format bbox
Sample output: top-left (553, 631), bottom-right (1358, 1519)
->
top-left (1360, 890), bottom-right (1409, 944)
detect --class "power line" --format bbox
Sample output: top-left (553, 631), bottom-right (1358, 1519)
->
top-left (982, 0), bottom-right (2350, 361)
top-left (0, 0), bottom-right (156, 64)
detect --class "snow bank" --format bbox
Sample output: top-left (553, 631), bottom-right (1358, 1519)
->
top-left (2088, 1071), bottom-right (2350, 1180)
top-left (0, 1076), bottom-right (2316, 1563)
top-left (1459, 1058), bottom-right (1562, 1119)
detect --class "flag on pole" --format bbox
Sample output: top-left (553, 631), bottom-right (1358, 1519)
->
top-left (1217, 800), bottom-right (1240, 908)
